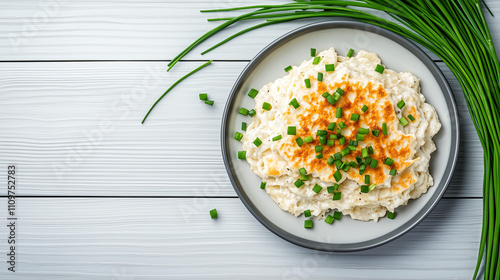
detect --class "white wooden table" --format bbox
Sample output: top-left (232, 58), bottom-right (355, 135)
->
top-left (0, 1), bottom-right (498, 279)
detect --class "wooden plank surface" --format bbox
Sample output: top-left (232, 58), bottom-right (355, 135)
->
top-left (0, 61), bottom-right (482, 197)
top-left (0, 198), bottom-right (482, 279)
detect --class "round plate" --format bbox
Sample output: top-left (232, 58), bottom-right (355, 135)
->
top-left (221, 21), bottom-right (459, 251)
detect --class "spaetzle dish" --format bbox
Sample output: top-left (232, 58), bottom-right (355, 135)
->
top-left (240, 48), bottom-right (441, 222)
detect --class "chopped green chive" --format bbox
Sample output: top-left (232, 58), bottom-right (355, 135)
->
top-left (334, 170), bottom-right (342, 182)
top-left (399, 117), bottom-right (409, 127)
top-left (205, 100), bottom-right (214, 106)
top-left (287, 126), bottom-right (297, 135)
top-left (316, 153), bottom-right (323, 159)
top-left (289, 98), bottom-right (300, 109)
top-left (339, 137), bottom-right (346, 146)
top-left (389, 169), bottom-right (397, 176)
top-left (365, 175), bottom-right (370, 184)
top-left (330, 134), bottom-right (338, 140)
top-left (338, 122), bottom-right (347, 129)
top-left (375, 64), bottom-right (385, 74)
top-left (361, 185), bottom-right (369, 193)
top-left (332, 92), bottom-right (341, 101)
top-left (358, 127), bottom-right (370, 134)
top-left (397, 100), bottom-right (406, 109)
top-left (359, 163), bottom-right (367, 175)
top-left (301, 174), bottom-right (309, 181)
top-left (262, 102), bottom-right (272, 110)
top-left (368, 183), bottom-right (376, 191)
top-left (199, 93), bottom-right (208, 100)
top-left (387, 211), bottom-right (395, 220)
top-left (341, 147), bottom-right (351, 157)
top-left (384, 157), bottom-right (394, 166)
top-left (349, 161), bottom-right (358, 168)
top-left (317, 130), bottom-right (327, 136)
top-left (341, 162), bottom-right (350, 172)
top-left (304, 78), bottom-right (311, 88)
top-left (327, 186), bottom-right (335, 193)
top-left (304, 209), bottom-right (311, 217)
top-left (328, 122), bottom-right (336, 131)
top-left (349, 140), bottom-right (358, 146)
top-left (296, 137), bottom-right (304, 147)
top-left (234, 132), bottom-right (243, 141)
top-left (238, 151), bottom-right (246, 159)
top-left (365, 157), bottom-right (372, 165)
top-left (239, 108), bottom-right (249, 115)
top-left (334, 153), bottom-right (342, 160)
top-left (241, 122), bottom-right (247, 131)
top-left (253, 137), bottom-right (262, 147)
top-left (332, 192), bottom-right (341, 200)
top-left (325, 215), bottom-right (334, 224)
top-left (325, 64), bottom-right (335, 72)
top-left (362, 148), bottom-right (369, 158)
top-left (334, 160), bottom-right (343, 169)
top-left (361, 105), bottom-right (368, 112)
top-left (322, 91), bottom-right (331, 98)
top-left (356, 133), bottom-right (365, 141)
top-left (284, 65), bottom-right (293, 72)
top-left (333, 211), bottom-right (342, 220)
top-left (315, 145), bottom-right (323, 153)
top-left (295, 179), bottom-right (304, 188)
top-left (299, 168), bottom-right (307, 176)
top-left (317, 72), bottom-right (323, 82)
top-left (326, 95), bottom-right (336, 105)
top-left (319, 136), bottom-right (327, 145)
top-left (304, 136), bottom-right (313, 143)
top-left (335, 88), bottom-right (344, 96)
top-left (312, 184), bottom-right (323, 194)
top-left (327, 156), bottom-right (335, 166)
top-left (304, 220), bottom-right (313, 228)
top-left (370, 159), bottom-right (379, 169)
top-left (260, 182), bottom-right (266, 189)
top-left (408, 114), bottom-right (416, 121)
top-left (356, 156), bottom-right (363, 164)
top-left (351, 114), bottom-right (360, 121)
top-left (312, 56), bottom-right (321, 65)
top-left (372, 130), bottom-right (380, 137)
top-left (248, 88), bottom-right (259, 99)
top-left (272, 135), bottom-right (282, 141)
top-left (382, 123), bottom-right (388, 135)
top-left (310, 48), bottom-right (316, 57)
top-left (210, 209), bottom-right (218, 219)
top-left (348, 145), bottom-right (357, 151)
top-left (327, 140), bottom-right (334, 146)
top-left (368, 146), bottom-right (374, 154)
top-left (347, 48), bottom-right (354, 58)
top-left (248, 109), bottom-right (256, 117)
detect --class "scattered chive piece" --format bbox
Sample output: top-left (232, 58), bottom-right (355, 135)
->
top-left (336, 88), bottom-right (344, 95)
top-left (359, 127), bottom-right (370, 134)
top-left (304, 209), bottom-right (312, 217)
top-left (199, 93), bottom-right (208, 100)
top-left (304, 136), bottom-right (313, 143)
top-left (315, 145), bottom-right (323, 153)
top-left (368, 183), bottom-right (377, 191)
top-left (349, 140), bottom-right (358, 146)
top-left (333, 184), bottom-right (339, 191)
top-left (260, 182), bottom-right (267, 190)
top-left (408, 114), bottom-right (416, 121)
top-left (210, 209), bottom-right (218, 219)
top-left (332, 192), bottom-right (341, 200)
top-left (362, 148), bottom-right (369, 158)
top-left (334, 170), bottom-right (342, 182)
top-left (338, 122), bottom-right (347, 129)
top-left (289, 98), bottom-right (300, 109)
top-left (317, 130), bottom-right (327, 136)
top-left (333, 211), bottom-right (342, 220)
top-left (330, 134), bottom-right (338, 140)
top-left (341, 147), bottom-right (351, 157)
top-left (234, 132), bottom-right (243, 141)
top-left (327, 156), bottom-right (335, 166)
top-left (361, 105), bottom-right (368, 112)
top-left (339, 137), bottom-right (346, 146)
top-left (325, 64), bottom-right (335, 72)
top-left (365, 157), bottom-right (372, 165)
top-left (304, 220), bottom-right (313, 228)
top-left (312, 56), bottom-right (321, 65)
top-left (334, 152), bottom-right (342, 160)
top-left (356, 134), bottom-right (365, 141)
top-left (334, 160), bottom-right (342, 169)
top-left (262, 102), bottom-right (272, 111)
top-left (347, 48), bottom-right (354, 57)
top-left (356, 156), bottom-right (363, 164)
top-left (296, 137), bottom-right (304, 147)
top-left (348, 145), bottom-right (356, 151)
top-left (294, 179), bottom-right (304, 188)
top-left (326, 95), bottom-right (336, 105)
top-left (365, 175), bottom-right (370, 184)
top-left (312, 184), bottom-right (323, 194)
top-left (360, 185), bottom-right (369, 193)
top-left (387, 211), bottom-right (396, 220)
top-left (248, 88), bottom-right (259, 99)
top-left (319, 136), bottom-right (327, 145)
top-left (272, 135), bottom-right (282, 141)
top-left (322, 91), bottom-right (331, 98)
top-left (327, 140), bottom-right (334, 146)
top-left (248, 109), bottom-right (256, 117)
top-left (237, 151), bottom-right (246, 159)
top-left (390, 169), bottom-right (397, 176)
top-left (375, 64), bottom-right (385, 74)
top-left (325, 215), bottom-right (334, 224)
top-left (204, 100), bottom-right (214, 106)
top-left (239, 108), bottom-right (249, 115)
top-left (284, 65), bottom-right (293, 72)
top-left (301, 174), bottom-right (309, 181)
top-left (327, 186), bottom-right (335, 193)
top-left (351, 114), bottom-right (360, 121)
top-left (328, 122), bottom-right (336, 131)
top-left (253, 137), bottom-right (262, 147)
top-left (332, 92), bottom-right (341, 101)
top-left (241, 122), bottom-right (247, 131)
top-left (359, 164), bottom-right (366, 175)
top-left (382, 123), bottom-right (388, 135)
top-left (372, 130), bottom-right (380, 137)
top-left (316, 153), bottom-right (323, 159)
top-left (349, 161), bottom-right (358, 168)
top-left (299, 168), bottom-right (307, 175)
top-left (287, 126), bottom-right (297, 135)
top-left (310, 48), bottom-right (316, 57)
top-left (370, 159), bottom-right (379, 169)
top-left (304, 78), bottom-right (311, 88)
top-left (341, 162), bottom-right (350, 172)
top-left (317, 72), bottom-right (323, 82)
top-left (368, 146), bottom-right (374, 154)
top-left (399, 117), bottom-right (409, 127)
top-left (384, 157), bottom-right (394, 166)
top-left (397, 100), bottom-right (406, 109)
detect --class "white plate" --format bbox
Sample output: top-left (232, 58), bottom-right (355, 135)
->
top-left (221, 21), bottom-right (460, 251)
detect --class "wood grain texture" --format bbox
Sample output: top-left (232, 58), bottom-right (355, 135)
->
top-left (0, 197), bottom-right (482, 279)
top-left (0, 0), bottom-right (498, 61)
top-left (0, 61), bottom-right (482, 197)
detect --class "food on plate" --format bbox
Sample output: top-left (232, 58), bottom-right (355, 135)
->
top-left (239, 48), bottom-right (441, 222)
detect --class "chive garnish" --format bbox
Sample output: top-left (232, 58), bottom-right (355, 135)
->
top-left (368, 183), bottom-right (376, 191)
top-left (294, 179), bottom-right (304, 188)
top-left (341, 147), bottom-right (350, 157)
top-left (360, 185), bottom-right (369, 193)
top-left (397, 100), bottom-right (406, 109)
top-left (304, 136), bottom-right (313, 143)
top-left (312, 184), bottom-right (323, 194)
top-left (284, 65), bottom-right (293, 72)
top-left (310, 48), bottom-right (316, 57)
top-left (322, 91), bottom-right (330, 98)
top-left (349, 161), bottom-right (358, 168)
top-left (316, 153), bottom-right (323, 159)
top-left (199, 93), bottom-right (208, 100)
top-left (359, 127), bottom-right (369, 134)
top-left (301, 174), bottom-right (309, 181)
top-left (390, 169), bottom-right (397, 176)
top-left (372, 130), bottom-right (380, 137)
top-left (319, 136), bottom-right (327, 145)
top-left (241, 122), bottom-right (247, 131)
top-left (325, 64), bottom-right (335, 72)
top-left (330, 134), bottom-right (338, 140)
top-left (210, 209), bottom-right (218, 219)
top-left (334, 160), bottom-right (342, 169)
top-left (356, 134), bottom-right (365, 141)
top-left (304, 220), bottom-right (313, 229)
top-left (327, 156), bottom-right (334, 166)
top-left (317, 130), bottom-right (327, 136)
top-left (234, 132), bottom-right (243, 141)
top-left (365, 175), bottom-right (370, 184)
top-left (333, 211), bottom-right (342, 220)
top-left (387, 211), bottom-right (396, 220)
top-left (375, 64), bottom-right (385, 74)
top-left (205, 100), bottom-right (214, 106)
top-left (317, 72), bottom-right (323, 82)
top-left (325, 215), bottom-right (334, 224)
top-left (296, 137), bottom-right (304, 147)
top-left (368, 146), bottom-right (374, 154)
top-left (237, 151), bottom-right (246, 159)
top-left (361, 105), bottom-right (368, 112)
top-left (334, 170), bottom-right (342, 182)
top-left (339, 137), bottom-right (346, 145)
top-left (362, 148), bottom-right (369, 158)
top-left (248, 88), bottom-right (259, 98)
top-left (399, 117), bottom-right (409, 127)
top-left (260, 182), bottom-right (266, 189)
top-left (370, 159), bottom-right (379, 169)
top-left (326, 95), bottom-right (336, 105)
top-left (304, 78), bottom-right (311, 88)
top-left (359, 163), bottom-right (366, 175)
top-left (287, 126), bottom-right (297, 135)
top-left (272, 135), bottom-right (282, 141)
top-left (332, 192), bottom-right (341, 201)
top-left (382, 123), bottom-right (388, 135)
top-left (338, 122), bottom-right (346, 129)
top-left (347, 48), bottom-right (354, 58)
top-left (384, 157), bottom-right (394, 166)
top-left (253, 137), bottom-right (262, 147)
top-left (351, 114), bottom-right (360, 121)
top-left (239, 108), bottom-right (249, 115)
top-left (408, 114), bottom-right (416, 121)
top-left (315, 145), bottom-right (323, 153)
top-left (312, 56), bottom-right (321, 65)
top-left (262, 102), bottom-right (272, 111)
top-left (289, 98), bottom-right (300, 109)
top-left (335, 88), bottom-right (344, 96)
top-left (334, 152), bottom-right (342, 160)
top-left (248, 109), bottom-right (256, 117)
top-left (299, 167), bottom-right (307, 175)
top-left (304, 209), bottom-right (311, 217)
top-left (328, 122), bottom-right (336, 131)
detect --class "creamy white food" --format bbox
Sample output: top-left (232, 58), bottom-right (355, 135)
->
top-left (241, 48), bottom-right (441, 221)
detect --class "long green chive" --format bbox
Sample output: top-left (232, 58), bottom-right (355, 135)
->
top-left (142, 60), bottom-right (212, 124)
top-left (304, 136), bottom-right (313, 143)
top-left (241, 122), bottom-right (247, 131)
top-left (248, 88), bottom-right (259, 99)
top-left (361, 105), bottom-right (368, 112)
top-left (289, 98), bottom-right (300, 109)
top-left (312, 184), bottom-right (323, 194)
top-left (310, 48), bottom-right (316, 57)
top-left (253, 137), bottom-right (262, 147)
top-left (239, 108), bottom-right (249, 116)
top-left (351, 114), bottom-right (360, 121)
top-left (370, 159), bottom-right (378, 169)
top-left (296, 137), bottom-right (304, 147)
top-left (316, 153), bottom-right (323, 159)
top-left (315, 145), bottom-right (323, 153)
top-left (399, 117), bottom-right (409, 127)
top-left (360, 185), bottom-right (369, 193)
top-left (382, 123), bottom-right (388, 135)
top-left (333, 211), bottom-right (342, 220)
top-left (304, 220), bottom-right (313, 229)
top-left (325, 215), bottom-right (334, 224)
top-left (358, 127), bottom-right (369, 134)
top-left (339, 137), bottom-right (346, 146)
top-left (234, 132), bottom-right (243, 141)
top-left (262, 102), bottom-right (272, 111)
top-left (362, 148), bottom-right (369, 158)
top-left (372, 130), bottom-right (380, 137)
top-left (397, 100), bottom-right (406, 109)
top-left (260, 182), bottom-right (266, 190)
top-left (356, 134), bottom-right (365, 141)
top-left (312, 56), bottom-right (321, 65)
top-left (375, 64), bottom-right (384, 74)
top-left (328, 122), bottom-right (336, 131)
top-left (272, 135), bottom-right (282, 141)
top-left (301, 175), bottom-right (309, 181)
top-left (284, 65), bottom-right (293, 72)
top-left (317, 72), bottom-right (323, 82)
top-left (304, 78), bottom-right (311, 88)
top-left (210, 209), bottom-right (217, 219)
top-left (199, 93), bottom-right (208, 100)
top-left (365, 175), bottom-right (370, 184)
top-left (334, 170), bottom-right (342, 182)
top-left (389, 169), bottom-right (397, 176)
top-left (237, 151), bottom-right (246, 159)
top-left (294, 179), bottom-right (304, 188)
top-left (408, 114), bottom-right (416, 121)
top-left (332, 192), bottom-right (341, 201)
top-left (347, 48), bottom-right (354, 58)
top-left (384, 157), bottom-right (394, 166)
top-left (287, 126), bottom-right (296, 135)
top-left (327, 156), bottom-right (334, 166)
top-left (325, 64), bottom-right (335, 72)
top-left (387, 211), bottom-right (395, 220)
top-left (248, 109), bottom-right (256, 117)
